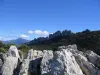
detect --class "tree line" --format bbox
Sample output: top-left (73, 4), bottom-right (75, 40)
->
top-left (27, 29), bottom-right (100, 55)
top-left (0, 29), bottom-right (100, 56)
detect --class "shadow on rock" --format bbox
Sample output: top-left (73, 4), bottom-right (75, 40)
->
top-left (29, 57), bottom-right (42, 75)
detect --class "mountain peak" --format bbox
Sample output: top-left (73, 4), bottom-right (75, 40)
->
top-left (4, 38), bottom-right (30, 45)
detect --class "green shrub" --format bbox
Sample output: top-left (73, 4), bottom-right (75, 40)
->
top-left (19, 44), bottom-right (30, 56)
top-left (0, 47), bottom-right (7, 53)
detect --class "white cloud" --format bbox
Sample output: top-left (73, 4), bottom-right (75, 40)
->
top-left (20, 34), bottom-right (29, 39)
top-left (50, 33), bottom-right (53, 34)
top-left (0, 37), bottom-right (2, 40)
top-left (0, 37), bottom-right (2, 39)
top-left (34, 30), bottom-right (49, 36)
top-left (28, 30), bottom-right (50, 36)
top-left (28, 30), bottom-right (33, 34)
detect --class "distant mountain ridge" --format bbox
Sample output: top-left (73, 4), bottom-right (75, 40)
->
top-left (4, 38), bottom-right (30, 45)
top-left (27, 29), bottom-right (100, 56)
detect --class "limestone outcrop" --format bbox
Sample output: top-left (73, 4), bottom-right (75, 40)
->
top-left (41, 49), bottom-right (84, 75)
top-left (0, 45), bottom-right (100, 75)
top-left (19, 49), bottom-right (43, 75)
top-left (1, 46), bottom-right (21, 75)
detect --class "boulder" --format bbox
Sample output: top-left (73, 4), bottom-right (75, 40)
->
top-left (0, 53), bottom-right (7, 63)
top-left (19, 59), bottom-right (30, 75)
top-left (0, 59), bottom-right (3, 68)
top-left (26, 49), bottom-right (34, 59)
top-left (74, 53), bottom-right (98, 75)
top-left (18, 50), bottom-right (24, 62)
top-left (32, 50), bottom-right (43, 59)
top-left (19, 49), bottom-right (43, 75)
top-left (8, 45), bottom-right (20, 58)
top-left (26, 49), bottom-right (43, 60)
top-left (19, 49), bottom-right (34, 75)
top-left (1, 44), bottom-right (100, 75)
top-left (0, 59), bottom-right (3, 75)
top-left (1, 45), bottom-right (20, 75)
top-left (41, 50), bottom-right (54, 75)
top-left (1, 56), bottom-right (18, 75)
top-left (85, 51), bottom-right (100, 68)
top-left (66, 45), bottom-right (100, 75)
top-left (41, 49), bottom-right (84, 75)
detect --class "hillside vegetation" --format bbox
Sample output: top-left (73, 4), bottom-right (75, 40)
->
top-left (0, 42), bottom-right (29, 56)
top-left (27, 29), bottom-right (100, 55)
top-left (1, 29), bottom-right (100, 56)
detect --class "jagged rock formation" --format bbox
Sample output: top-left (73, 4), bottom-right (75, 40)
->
top-left (41, 50), bottom-right (84, 75)
top-left (85, 51), bottom-right (100, 68)
top-left (0, 45), bottom-right (100, 75)
top-left (40, 45), bottom-right (100, 75)
top-left (0, 46), bottom-right (23, 75)
top-left (67, 45), bottom-right (98, 75)
top-left (1, 56), bottom-right (18, 75)
top-left (19, 49), bottom-right (43, 75)
top-left (0, 58), bottom-right (3, 75)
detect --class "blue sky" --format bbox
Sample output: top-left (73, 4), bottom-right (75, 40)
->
top-left (0, 0), bottom-right (100, 40)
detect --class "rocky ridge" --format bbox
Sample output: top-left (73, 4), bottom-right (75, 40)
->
top-left (0, 45), bottom-right (100, 75)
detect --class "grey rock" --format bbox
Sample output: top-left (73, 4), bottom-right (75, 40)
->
top-left (1, 45), bottom-right (20, 75)
top-left (0, 59), bottom-right (3, 74)
top-left (19, 49), bottom-right (43, 75)
top-left (41, 50), bottom-right (54, 75)
top-left (0, 53), bottom-right (7, 63)
top-left (26, 49), bottom-right (43, 60)
top-left (1, 44), bottom-right (100, 75)
top-left (8, 45), bottom-right (20, 58)
top-left (18, 50), bottom-right (24, 62)
top-left (74, 53), bottom-right (97, 75)
top-left (1, 56), bottom-right (18, 75)
top-left (85, 51), bottom-right (100, 68)
top-left (41, 49), bottom-right (84, 75)
top-left (19, 59), bottom-right (30, 75)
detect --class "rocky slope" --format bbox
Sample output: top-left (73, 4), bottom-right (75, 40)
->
top-left (0, 45), bottom-right (100, 75)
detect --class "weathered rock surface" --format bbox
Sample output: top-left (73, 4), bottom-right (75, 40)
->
top-left (0, 59), bottom-right (3, 75)
top-left (85, 51), bottom-right (100, 68)
top-left (18, 50), bottom-right (24, 62)
top-left (0, 53), bottom-right (7, 63)
top-left (40, 50), bottom-right (54, 75)
top-left (19, 59), bottom-right (30, 75)
top-left (8, 45), bottom-right (20, 58)
top-left (1, 45), bottom-right (20, 75)
top-left (41, 49), bottom-right (84, 75)
top-left (1, 56), bottom-right (18, 75)
top-left (19, 49), bottom-right (43, 75)
top-left (75, 53), bottom-right (98, 75)
top-left (65, 45), bottom-right (100, 75)
top-left (1, 45), bottom-right (100, 75)
top-left (41, 45), bottom-right (100, 75)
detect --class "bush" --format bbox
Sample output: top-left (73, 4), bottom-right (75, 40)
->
top-left (19, 44), bottom-right (30, 56)
top-left (0, 48), bottom-right (7, 53)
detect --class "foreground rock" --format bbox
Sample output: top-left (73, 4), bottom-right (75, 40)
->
top-left (19, 59), bottom-right (30, 75)
top-left (1, 56), bottom-right (18, 75)
top-left (75, 53), bottom-right (98, 75)
top-left (85, 51), bottom-right (100, 68)
top-left (1, 45), bottom-right (100, 75)
top-left (1, 46), bottom-right (21, 75)
top-left (41, 49), bottom-right (84, 75)
top-left (40, 45), bottom-right (100, 75)
top-left (64, 45), bottom-right (100, 75)
top-left (0, 59), bottom-right (3, 75)
top-left (19, 49), bottom-right (43, 75)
